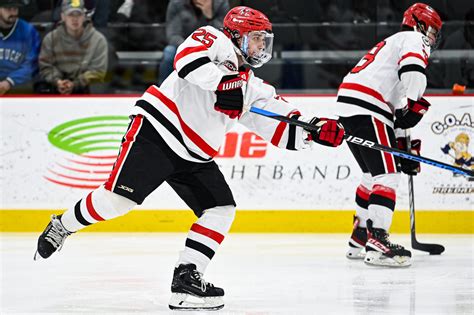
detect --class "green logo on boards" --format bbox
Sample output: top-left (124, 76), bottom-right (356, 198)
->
top-left (48, 116), bottom-right (129, 154)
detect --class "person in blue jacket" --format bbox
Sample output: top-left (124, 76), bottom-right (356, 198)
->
top-left (0, 0), bottom-right (41, 95)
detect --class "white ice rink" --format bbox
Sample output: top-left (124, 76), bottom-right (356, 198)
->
top-left (1, 233), bottom-right (473, 314)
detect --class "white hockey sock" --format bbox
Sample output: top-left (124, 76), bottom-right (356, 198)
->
top-left (177, 205), bottom-right (236, 274)
top-left (368, 184), bottom-right (396, 231)
top-left (355, 184), bottom-right (371, 228)
top-left (61, 185), bottom-right (136, 232)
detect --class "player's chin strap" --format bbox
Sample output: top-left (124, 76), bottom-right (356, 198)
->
top-left (248, 106), bottom-right (474, 177)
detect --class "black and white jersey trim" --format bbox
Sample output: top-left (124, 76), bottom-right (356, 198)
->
top-left (337, 96), bottom-right (393, 122)
top-left (178, 56), bottom-right (212, 79)
top-left (398, 64), bottom-right (426, 79)
top-left (135, 100), bottom-right (212, 162)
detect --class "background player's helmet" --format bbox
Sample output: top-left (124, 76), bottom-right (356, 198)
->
top-left (402, 3), bottom-right (442, 48)
top-left (223, 6), bottom-right (273, 68)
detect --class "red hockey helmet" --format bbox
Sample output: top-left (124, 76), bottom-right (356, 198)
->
top-left (402, 3), bottom-right (442, 47)
top-left (223, 6), bottom-right (273, 68)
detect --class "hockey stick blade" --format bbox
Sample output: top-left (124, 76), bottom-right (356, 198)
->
top-left (412, 240), bottom-right (445, 255)
top-left (249, 107), bottom-right (474, 177)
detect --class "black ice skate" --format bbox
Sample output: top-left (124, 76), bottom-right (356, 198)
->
top-left (346, 215), bottom-right (367, 259)
top-left (364, 219), bottom-right (412, 267)
top-left (168, 264), bottom-right (224, 310)
top-left (34, 214), bottom-right (72, 260)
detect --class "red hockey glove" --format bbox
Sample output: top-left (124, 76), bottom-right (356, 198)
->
top-left (394, 97), bottom-right (430, 129)
top-left (397, 137), bottom-right (421, 175)
top-left (214, 74), bottom-right (244, 119)
top-left (306, 117), bottom-right (345, 147)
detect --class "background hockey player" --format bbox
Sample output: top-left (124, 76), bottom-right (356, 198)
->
top-left (34, 6), bottom-right (345, 311)
top-left (336, 3), bottom-right (442, 267)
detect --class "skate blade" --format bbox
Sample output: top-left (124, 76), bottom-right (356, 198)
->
top-left (364, 251), bottom-right (412, 268)
top-left (33, 250), bottom-right (43, 261)
top-left (169, 293), bottom-right (224, 311)
top-left (346, 247), bottom-right (366, 260)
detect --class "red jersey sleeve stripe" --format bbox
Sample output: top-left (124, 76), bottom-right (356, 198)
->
top-left (146, 86), bottom-right (218, 157)
top-left (173, 45), bottom-right (208, 70)
top-left (338, 83), bottom-right (387, 104)
top-left (398, 52), bottom-right (428, 66)
top-left (191, 223), bottom-right (225, 244)
top-left (86, 192), bottom-right (105, 221)
top-left (270, 121), bottom-right (287, 146)
top-left (270, 110), bottom-right (300, 146)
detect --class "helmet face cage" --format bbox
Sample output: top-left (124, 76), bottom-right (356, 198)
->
top-left (412, 14), bottom-right (441, 49)
top-left (223, 6), bottom-right (273, 68)
top-left (240, 30), bottom-right (274, 68)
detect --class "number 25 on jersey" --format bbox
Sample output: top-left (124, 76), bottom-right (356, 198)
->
top-left (351, 41), bottom-right (386, 74)
top-left (191, 28), bottom-right (217, 48)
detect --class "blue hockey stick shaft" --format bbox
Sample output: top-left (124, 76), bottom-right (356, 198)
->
top-left (249, 106), bottom-right (474, 177)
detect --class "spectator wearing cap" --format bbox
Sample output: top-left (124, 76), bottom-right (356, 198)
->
top-left (37, 0), bottom-right (108, 94)
top-left (0, 0), bottom-right (41, 95)
top-left (157, 0), bottom-right (229, 85)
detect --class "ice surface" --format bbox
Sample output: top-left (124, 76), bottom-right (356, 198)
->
top-left (1, 233), bottom-right (472, 314)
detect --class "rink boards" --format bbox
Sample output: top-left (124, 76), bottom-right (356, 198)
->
top-left (1, 94), bottom-right (472, 233)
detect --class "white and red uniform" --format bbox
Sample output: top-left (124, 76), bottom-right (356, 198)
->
top-left (335, 31), bottom-right (431, 233)
top-left (337, 31), bottom-right (430, 126)
top-left (131, 25), bottom-right (310, 163)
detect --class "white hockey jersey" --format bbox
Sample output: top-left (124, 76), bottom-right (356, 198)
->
top-left (131, 25), bottom-right (311, 163)
top-left (336, 31), bottom-right (431, 126)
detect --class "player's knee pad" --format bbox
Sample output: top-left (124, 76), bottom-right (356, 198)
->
top-left (92, 185), bottom-right (137, 219)
top-left (197, 205), bottom-right (236, 234)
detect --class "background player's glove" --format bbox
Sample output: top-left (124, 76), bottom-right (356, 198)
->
top-left (394, 97), bottom-right (431, 129)
top-left (305, 117), bottom-right (345, 147)
top-left (397, 137), bottom-right (421, 175)
top-left (214, 74), bottom-right (244, 119)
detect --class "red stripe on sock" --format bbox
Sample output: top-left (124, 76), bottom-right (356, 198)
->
top-left (356, 184), bottom-right (370, 200)
top-left (191, 223), bottom-right (224, 244)
top-left (86, 192), bottom-right (105, 221)
top-left (371, 184), bottom-right (396, 201)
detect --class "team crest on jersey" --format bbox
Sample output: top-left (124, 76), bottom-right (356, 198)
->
top-left (220, 60), bottom-right (237, 72)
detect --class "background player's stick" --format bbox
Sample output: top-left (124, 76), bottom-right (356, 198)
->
top-left (248, 106), bottom-right (474, 177)
top-left (406, 131), bottom-right (445, 255)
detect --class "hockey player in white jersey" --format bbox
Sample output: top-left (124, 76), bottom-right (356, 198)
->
top-left (337, 3), bottom-right (442, 267)
top-left (34, 6), bottom-right (345, 311)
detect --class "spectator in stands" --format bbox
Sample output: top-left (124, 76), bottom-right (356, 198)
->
top-left (109, 0), bottom-right (168, 90)
top-left (157, 0), bottom-right (229, 85)
top-left (36, 0), bottom-right (108, 94)
top-left (0, 0), bottom-right (41, 95)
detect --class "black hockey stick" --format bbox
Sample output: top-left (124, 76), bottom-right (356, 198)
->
top-left (249, 107), bottom-right (474, 177)
top-left (406, 132), bottom-right (445, 255)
